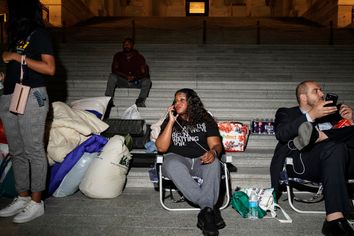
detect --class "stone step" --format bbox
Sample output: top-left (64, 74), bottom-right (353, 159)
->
top-left (107, 106), bottom-right (354, 125)
top-left (48, 25), bottom-right (354, 190)
top-left (60, 80), bottom-right (354, 114)
top-left (58, 80), bottom-right (354, 90)
top-left (226, 148), bottom-right (274, 167)
top-left (63, 89), bottom-right (354, 102)
top-left (127, 146), bottom-right (273, 189)
top-left (61, 90), bottom-right (354, 101)
top-left (65, 97), bottom-right (354, 112)
top-left (129, 148), bottom-right (274, 167)
top-left (59, 57), bottom-right (354, 67)
top-left (107, 108), bottom-right (277, 124)
top-left (231, 167), bottom-right (271, 189)
top-left (129, 135), bottom-right (276, 152)
top-left (57, 45), bottom-right (354, 69)
top-left (126, 166), bottom-right (271, 189)
top-left (62, 67), bottom-right (354, 75)
top-left (57, 43), bottom-right (354, 53)
top-left (61, 67), bottom-right (354, 76)
top-left (55, 16), bottom-right (354, 44)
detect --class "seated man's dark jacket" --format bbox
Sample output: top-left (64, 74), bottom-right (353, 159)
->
top-left (270, 106), bottom-right (344, 195)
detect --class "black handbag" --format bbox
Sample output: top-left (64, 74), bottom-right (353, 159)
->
top-left (102, 119), bottom-right (149, 149)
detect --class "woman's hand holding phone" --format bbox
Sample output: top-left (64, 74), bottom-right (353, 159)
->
top-left (168, 105), bottom-right (178, 120)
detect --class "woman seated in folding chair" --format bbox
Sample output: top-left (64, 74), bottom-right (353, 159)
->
top-left (156, 88), bottom-right (224, 236)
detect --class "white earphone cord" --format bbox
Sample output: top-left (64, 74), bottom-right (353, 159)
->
top-left (174, 118), bottom-right (208, 153)
top-left (287, 140), bottom-right (305, 175)
top-left (173, 116), bottom-right (229, 175)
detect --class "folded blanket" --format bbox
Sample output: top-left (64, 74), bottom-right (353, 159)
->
top-left (47, 102), bottom-right (109, 165)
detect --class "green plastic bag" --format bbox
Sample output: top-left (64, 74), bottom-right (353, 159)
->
top-left (230, 190), bottom-right (267, 219)
top-left (231, 188), bottom-right (293, 223)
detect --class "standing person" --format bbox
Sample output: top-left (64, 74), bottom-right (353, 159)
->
top-left (104, 37), bottom-right (151, 108)
top-left (0, 0), bottom-right (55, 223)
top-left (270, 80), bottom-right (354, 235)
top-left (156, 88), bottom-right (225, 236)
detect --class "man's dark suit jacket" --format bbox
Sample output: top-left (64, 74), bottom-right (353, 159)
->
top-left (270, 106), bottom-right (307, 194)
top-left (270, 105), bottom-right (344, 194)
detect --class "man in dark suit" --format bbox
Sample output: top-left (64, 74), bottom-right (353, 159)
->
top-left (270, 80), bottom-right (354, 235)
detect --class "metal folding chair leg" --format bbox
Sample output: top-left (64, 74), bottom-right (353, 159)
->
top-left (286, 185), bottom-right (326, 214)
top-left (281, 157), bottom-right (326, 214)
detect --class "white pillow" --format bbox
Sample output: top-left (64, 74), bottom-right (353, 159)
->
top-left (71, 97), bottom-right (111, 120)
top-left (79, 135), bottom-right (132, 198)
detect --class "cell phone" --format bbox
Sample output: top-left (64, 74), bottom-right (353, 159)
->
top-left (324, 93), bottom-right (338, 107)
top-left (171, 100), bottom-right (177, 116)
top-left (33, 90), bottom-right (46, 107)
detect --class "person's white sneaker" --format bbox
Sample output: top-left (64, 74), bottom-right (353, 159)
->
top-left (0, 196), bottom-right (31, 217)
top-left (13, 200), bottom-right (44, 223)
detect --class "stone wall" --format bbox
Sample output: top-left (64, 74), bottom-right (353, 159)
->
top-left (41, 0), bottom-right (94, 26)
top-left (40, 0), bottom-right (354, 28)
top-left (338, 0), bottom-right (354, 27)
top-left (302, 0), bottom-right (339, 27)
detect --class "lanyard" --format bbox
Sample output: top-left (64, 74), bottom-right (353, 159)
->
top-left (19, 55), bottom-right (26, 84)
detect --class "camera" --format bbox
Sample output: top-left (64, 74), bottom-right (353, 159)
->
top-left (324, 93), bottom-right (338, 107)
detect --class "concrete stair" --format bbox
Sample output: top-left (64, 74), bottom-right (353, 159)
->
top-left (51, 43), bottom-right (354, 189)
top-left (48, 18), bottom-right (354, 190)
top-left (54, 16), bottom-right (354, 45)
top-left (51, 43), bottom-right (354, 123)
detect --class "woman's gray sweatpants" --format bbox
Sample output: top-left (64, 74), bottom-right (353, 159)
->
top-left (0, 87), bottom-right (49, 193)
top-left (162, 152), bottom-right (221, 209)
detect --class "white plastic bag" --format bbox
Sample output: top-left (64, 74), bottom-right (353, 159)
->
top-left (240, 187), bottom-right (292, 223)
top-left (53, 152), bottom-right (98, 197)
top-left (121, 104), bottom-right (141, 119)
top-left (150, 113), bottom-right (167, 142)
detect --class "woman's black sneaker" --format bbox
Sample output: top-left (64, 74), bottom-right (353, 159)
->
top-left (197, 207), bottom-right (219, 236)
top-left (214, 207), bottom-right (226, 229)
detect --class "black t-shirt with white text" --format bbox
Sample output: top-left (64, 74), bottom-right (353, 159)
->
top-left (3, 28), bottom-right (54, 95)
top-left (160, 119), bottom-right (220, 158)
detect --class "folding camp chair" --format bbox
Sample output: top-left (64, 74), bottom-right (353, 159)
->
top-left (156, 154), bottom-right (232, 211)
top-left (280, 156), bottom-right (325, 214)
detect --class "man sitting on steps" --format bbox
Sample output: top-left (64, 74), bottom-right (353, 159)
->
top-left (270, 80), bottom-right (354, 236)
top-left (105, 37), bottom-right (151, 107)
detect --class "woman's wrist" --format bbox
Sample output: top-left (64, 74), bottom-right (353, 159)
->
top-left (211, 149), bottom-right (218, 158)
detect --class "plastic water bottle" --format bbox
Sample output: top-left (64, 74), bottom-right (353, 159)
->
top-left (248, 191), bottom-right (258, 219)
